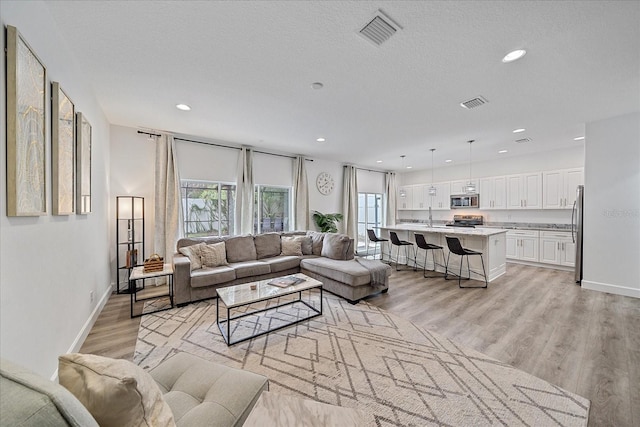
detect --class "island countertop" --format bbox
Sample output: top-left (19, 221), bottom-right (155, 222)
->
top-left (382, 224), bottom-right (509, 237)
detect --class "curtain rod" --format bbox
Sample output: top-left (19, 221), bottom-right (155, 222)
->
top-left (139, 131), bottom-right (312, 161)
top-left (355, 167), bottom-right (388, 174)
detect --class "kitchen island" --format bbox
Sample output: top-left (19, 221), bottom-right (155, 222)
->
top-left (380, 224), bottom-right (509, 282)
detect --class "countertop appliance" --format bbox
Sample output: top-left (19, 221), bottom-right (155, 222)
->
top-left (450, 194), bottom-right (479, 209)
top-left (572, 185), bottom-right (584, 284)
top-left (446, 215), bottom-right (484, 228)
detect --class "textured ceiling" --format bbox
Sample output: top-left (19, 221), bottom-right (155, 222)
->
top-left (45, 1), bottom-right (640, 171)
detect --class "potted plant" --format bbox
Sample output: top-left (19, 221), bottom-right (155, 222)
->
top-left (312, 211), bottom-right (343, 233)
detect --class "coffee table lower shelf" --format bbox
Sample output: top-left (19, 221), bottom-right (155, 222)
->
top-left (216, 276), bottom-right (323, 346)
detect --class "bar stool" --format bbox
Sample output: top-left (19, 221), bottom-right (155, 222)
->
top-left (389, 231), bottom-right (416, 271)
top-left (367, 229), bottom-right (389, 262)
top-left (414, 233), bottom-right (445, 278)
top-left (444, 236), bottom-right (488, 288)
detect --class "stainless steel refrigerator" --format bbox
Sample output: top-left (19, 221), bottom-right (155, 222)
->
top-left (572, 185), bottom-right (584, 283)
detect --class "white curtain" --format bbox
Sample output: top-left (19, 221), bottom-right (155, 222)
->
top-left (385, 172), bottom-right (397, 226)
top-left (342, 165), bottom-right (358, 239)
top-left (234, 147), bottom-right (254, 235)
top-left (154, 134), bottom-right (182, 283)
top-left (293, 156), bottom-right (309, 231)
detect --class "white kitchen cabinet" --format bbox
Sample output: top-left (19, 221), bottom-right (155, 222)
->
top-left (429, 182), bottom-right (450, 210)
top-left (539, 231), bottom-right (575, 267)
top-left (479, 176), bottom-right (506, 209)
top-left (543, 168), bottom-right (584, 209)
top-left (506, 173), bottom-right (542, 209)
top-left (412, 185), bottom-right (427, 209)
top-left (450, 179), bottom-right (479, 195)
top-left (398, 186), bottom-right (413, 210)
top-left (506, 230), bottom-right (539, 262)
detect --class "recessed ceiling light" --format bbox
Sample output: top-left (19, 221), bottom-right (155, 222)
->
top-left (176, 104), bottom-right (191, 111)
top-left (311, 82), bottom-right (324, 90)
top-left (406, 166), bottom-right (412, 169)
top-left (376, 160), bottom-right (382, 163)
top-left (498, 150), bottom-right (508, 154)
top-left (573, 136), bottom-right (585, 141)
top-left (502, 49), bottom-right (526, 63)
top-left (445, 159), bottom-right (452, 163)
top-left (513, 128), bottom-right (525, 133)
top-left (316, 137), bottom-right (325, 143)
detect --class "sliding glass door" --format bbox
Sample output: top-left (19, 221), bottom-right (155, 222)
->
top-left (357, 193), bottom-right (384, 256)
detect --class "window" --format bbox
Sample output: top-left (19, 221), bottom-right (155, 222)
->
top-left (357, 193), bottom-right (385, 255)
top-left (255, 185), bottom-right (291, 233)
top-left (181, 180), bottom-right (235, 237)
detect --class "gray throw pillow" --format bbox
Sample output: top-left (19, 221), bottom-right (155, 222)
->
top-left (178, 243), bottom-right (205, 270)
top-left (225, 235), bottom-right (257, 263)
top-left (321, 233), bottom-right (350, 260)
top-left (306, 231), bottom-right (324, 256)
top-left (254, 233), bottom-right (281, 259)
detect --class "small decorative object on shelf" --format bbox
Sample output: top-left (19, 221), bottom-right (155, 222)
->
top-left (143, 254), bottom-right (164, 273)
top-left (116, 196), bottom-right (145, 294)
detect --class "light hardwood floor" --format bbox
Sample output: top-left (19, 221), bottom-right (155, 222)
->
top-left (81, 263), bottom-right (639, 427)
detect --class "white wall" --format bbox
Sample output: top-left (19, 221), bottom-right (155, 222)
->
top-left (583, 112), bottom-right (640, 298)
top-left (0, 1), bottom-right (111, 378)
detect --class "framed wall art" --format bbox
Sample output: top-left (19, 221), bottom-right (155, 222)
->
top-left (51, 82), bottom-right (75, 215)
top-left (76, 112), bottom-right (92, 214)
top-left (5, 25), bottom-right (47, 217)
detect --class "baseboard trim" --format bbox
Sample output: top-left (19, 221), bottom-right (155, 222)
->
top-left (582, 280), bottom-right (640, 298)
top-left (50, 284), bottom-right (113, 381)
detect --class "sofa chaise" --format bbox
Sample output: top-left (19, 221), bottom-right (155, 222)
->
top-left (173, 231), bottom-right (392, 305)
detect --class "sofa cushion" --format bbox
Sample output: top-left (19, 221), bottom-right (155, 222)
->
top-left (300, 258), bottom-right (371, 287)
top-left (200, 242), bottom-right (228, 268)
top-left (307, 231), bottom-right (324, 256)
top-left (149, 352), bottom-right (268, 427)
top-left (179, 243), bottom-right (205, 271)
top-left (58, 353), bottom-right (175, 427)
top-left (321, 233), bottom-right (351, 260)
top-left (254, 233), bottom-right (281, 259)
top-left (225, 235), bottom-right (257, 263)
top-left (191, 266), bottom-right (236, 288)
top-left (229, 261), bottom-right (271, 279)
top-left (280, 236), bottom-right (303, 256)
top-left (260, 255), bottom-right (301, 273)
top-left (0, 358), bottom-right (99, 427)
top-left (176, 236), bottom-right (226, 251)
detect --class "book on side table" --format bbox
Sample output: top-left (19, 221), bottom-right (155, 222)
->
top-left (268, 275), bottom-right (306, 288)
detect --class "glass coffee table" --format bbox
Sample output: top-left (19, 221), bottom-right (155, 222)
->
top-left (216, 273), bottom-right (323, 345)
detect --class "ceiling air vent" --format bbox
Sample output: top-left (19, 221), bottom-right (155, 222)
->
top-left (359, 10), bottom-right (402, 46)
top-left (460, 96), bottom-right (488, 109)
top-left (515, 137), bottom-right (532, 144)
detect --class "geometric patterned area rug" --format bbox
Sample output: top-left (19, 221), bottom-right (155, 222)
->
top-left (135, 293), bottom-right (589, 426)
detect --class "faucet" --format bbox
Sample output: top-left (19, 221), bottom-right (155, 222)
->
top-left (428, 206), bottom-right (433, 228)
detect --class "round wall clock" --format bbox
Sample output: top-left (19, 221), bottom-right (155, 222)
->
top-left (316, 172), bottom-right (335, 195)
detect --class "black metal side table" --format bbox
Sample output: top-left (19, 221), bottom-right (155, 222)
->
top-left (128, 264), bottom-right (174, 318)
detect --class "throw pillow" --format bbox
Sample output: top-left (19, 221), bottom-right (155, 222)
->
top-left (225, 235), bottom-right (257, 263)
top-left (296, 236), bottom-right (313, 255)
top-left (254, 233), bottom-right (281, 259)
top-left (58, 353), bottom-right (175, 427)
top-left (200, 242), bottom-right (228, 267)
top-left (178, 243), bottom-right (205, 271)
top-left (281, 236), bottom-right (303, 256)
top-left (306, 231), bottom-right (324, 256)
top-left (321, 233), bottom-right (350, 260)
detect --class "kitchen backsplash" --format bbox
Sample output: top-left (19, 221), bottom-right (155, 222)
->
top-left (398, 208), bottom-right (573, 226)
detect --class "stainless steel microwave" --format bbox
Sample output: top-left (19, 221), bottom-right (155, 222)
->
top-left (450, 194), bottom-right (479, 209)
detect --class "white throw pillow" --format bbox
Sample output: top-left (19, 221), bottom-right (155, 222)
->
top-left (200, 242), bottom-right (228, 267)
top-left (178, 243), bottom-right (205, 270)
top-left (281, 237), bottom-right (303, 256)
top-left (58, 353), bottom-right (175, 427)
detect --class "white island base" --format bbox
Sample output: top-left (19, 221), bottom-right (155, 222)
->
top-left (380, 225), bottom-right (508, 283)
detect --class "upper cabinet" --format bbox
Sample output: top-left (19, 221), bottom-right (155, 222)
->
top-left (506, 173), bottom-right (542, 209)
top-left (412, 185), bottom-right (427, 210)
top-left (398, 185), bottom-right (413, 210)
top-left (430, 182), bottom-right (450, 210)
top-left (450, 179), bottom-right (479, 195)
top-left (542, 168), bottom-right (584, 209)
top-left (479, 176), bottom-right (506, 210)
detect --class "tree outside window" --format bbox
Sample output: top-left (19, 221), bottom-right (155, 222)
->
top-left (181, 181), bottom-right (235, 237)
top-left (255, 186), bottom-right (291, 233)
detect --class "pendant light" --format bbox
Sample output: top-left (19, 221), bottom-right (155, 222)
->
top-left (399, 155), bottom-right (407, 198)
top-left (428, 149), bottom-right (437, 196)
top-left (466, 140), bottom-right (476, 194)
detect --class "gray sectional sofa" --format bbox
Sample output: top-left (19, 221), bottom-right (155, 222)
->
top-left (173, 231), bottom-right (392, 305)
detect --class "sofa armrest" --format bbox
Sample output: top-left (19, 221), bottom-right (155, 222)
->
top-left (172, 253), bottom-right (192, 306)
